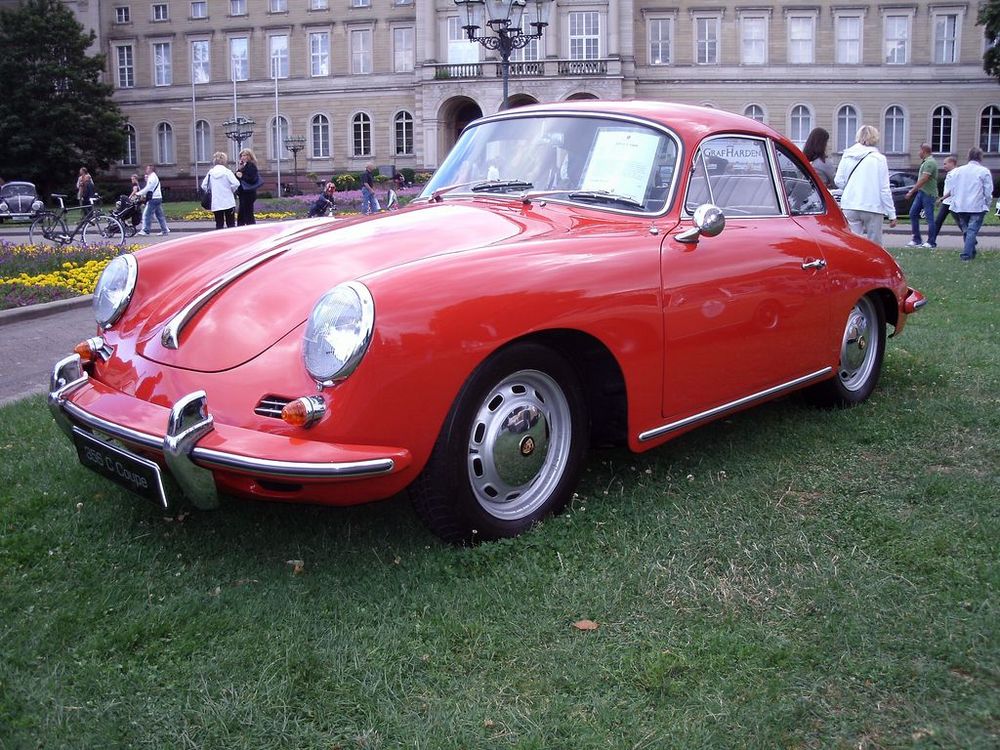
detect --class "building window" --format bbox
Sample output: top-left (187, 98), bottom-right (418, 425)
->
top-left (787, 14), bottom-right (815, 64)
top-left (310, 31), bottom-right (330, 76)
top-left (230, 0), bottom-right (246, 16)
top-left (884, 15), bottom-right (909, 64)
top-left (883, 105), bottom-right (906, 153)
top-left (836, 105), bottom-right (859, 153)
top-left (447, 17), bottom-right (478, 64)
top-left (270, 116), bottom-right (289, 161)
top-left (835, 14), bottom-right (862, 64)
top-left (694, 15), bottom-right (720, 65)
top-left (310, 0), bottom-right (329, 9)
top-left (230, 38), bottom-right (248, 81)
top-left (980, 106), bottom-right (1000, 152)
top-left (156, 122), bottom-right (175, 163)
top-left (114, 6), bottom-right (130, 23)
top-left (115, 44), bottom-right (135, 88)
top-left (933, 13), bottom-right (959, 64)
top-left (123, 124), bottom-right (138, 165)
top-left (190, 1), bottom-right (206, 19)
top-left (152, 3), bottom-right (168, 21)
top-left (789, 105), bottom-right (812, 146)
top-left (352, 0), bottom-right (371, 7)
top-left (740, 15), bottom-right (767, 65)
top-left (311, 114), bottom-right (330, 158)
top-left (269, 0), bottom-right (287, 12)
top-left (191, 40), bottom-right (210, 83)
top-left (931, 106), bottom-right (953, 153)
top-left (648, 18), bottom-right (672, 65)
top-left (153, 42), bottom-right (172, 86)
top-left (569, 11), bottom-right (600, 60)
top-left (511, 17), bottom-right (540, 62)
top-left (350, 28), bottom-right (372, 74)
top-left (194, 120), bottom-right (210, 163)
top-left (744, 104), bottom-right (765, 122)
top-left (352, 112), bottom-right (371, 157)
top-left (393, 27), bottom-right (414, 72)
top-left (269, 35), bottom-right (289, 78)
top-left (394, 111), bottom-right (413, 156)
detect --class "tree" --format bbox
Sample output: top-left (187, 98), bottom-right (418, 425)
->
top-left (0, 0), bottom-right (125, 197)
top-left (980, 0), bottom-right (1000, 82)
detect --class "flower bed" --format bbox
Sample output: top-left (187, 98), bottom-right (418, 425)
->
top-left (0, 242), bottom-right (137, 311)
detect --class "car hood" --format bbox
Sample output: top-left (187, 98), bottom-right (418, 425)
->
top-left (133, 203), bottom-right (540, 372)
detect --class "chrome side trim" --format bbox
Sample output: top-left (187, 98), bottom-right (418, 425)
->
top-left (190, 448), bottom-right (395, 478)
top-left (161, 245), bottom-right (290, 349)
top-left (638, 368), bottom-right (832, 442)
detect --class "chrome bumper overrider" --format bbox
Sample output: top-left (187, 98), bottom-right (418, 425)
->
top-left (48, 354), bottom-right (396, 511)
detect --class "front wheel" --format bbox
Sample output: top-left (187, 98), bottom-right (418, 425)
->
top-left (410, 343), bottom-right (589, 544)
top-left (808, 294), bottom-right (886, 407)
top-left (82, 214), bottom-right (126, 248)
top-left (29, 213), bottom-right (68, 246)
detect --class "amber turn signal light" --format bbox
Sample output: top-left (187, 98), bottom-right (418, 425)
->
top-left (281, 395), bottom-right (327, 428)
top-left (74, 336), bottom-right (105, 363)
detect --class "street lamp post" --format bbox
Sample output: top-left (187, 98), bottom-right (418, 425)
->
top-left (283, 135), bottom-right (306, 195)
top-left (454, 0), bottom-right (552, 111)
top-left (222, 116), bottom-right (255, 154)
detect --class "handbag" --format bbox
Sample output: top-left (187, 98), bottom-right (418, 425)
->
top-left (200, 188), bottom-right (212, 211)
top-left (241, 173), bottom-right (264, 191)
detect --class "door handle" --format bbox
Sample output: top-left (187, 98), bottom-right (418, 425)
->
top-left (801, 259), bottom-right (827, 270)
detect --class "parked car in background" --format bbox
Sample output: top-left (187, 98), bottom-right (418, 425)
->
top-left (48, 101), bottom-right (926, 544)
top-left (830, 170), bottom-right (919, 216)
top-left (0, 181), bottom-right (43, 222)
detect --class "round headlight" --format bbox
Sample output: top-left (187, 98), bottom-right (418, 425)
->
top-left (31, 199), bottom-right (44, 212)
top-left (93, 254), bottom-right (137, 330)
top-left (303, 281), bottom-right (375, 385)
top-left (0, 201), bottom-right (8, 212)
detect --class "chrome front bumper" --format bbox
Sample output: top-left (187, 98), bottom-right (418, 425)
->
top-left (48, 355), bottom-right (397, 511)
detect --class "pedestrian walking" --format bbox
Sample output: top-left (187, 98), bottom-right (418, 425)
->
top-left (943, 146), bottom-right (993, 262)
top-left (136, 164), bottom-right (170, 236)
top-left (930, 155), bottom-right (957, 247)
top-left (803, 127), bottom-right (835, 188)
top-left (76, 167), bottom-right (96, 206)
top-left (235, 149), bottom-right (262, 226)
top-left (360, 163), bottom-right (378, 215)
top-left (834, 125), bottom-right (897, 246)
top-left (201, 152), bottom-right (240, 229)
top-left (905, 143), bottom-right (939, 248)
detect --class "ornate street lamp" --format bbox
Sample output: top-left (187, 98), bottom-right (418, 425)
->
top-left (454, 0), bottom-right (552, 110)
top-left (222, 116), bottom-right (255, 153)
top-left (283, 135), bottom-right (306, 195)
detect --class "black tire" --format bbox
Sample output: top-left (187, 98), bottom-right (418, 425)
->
top-left (410, 342), bottom-right (589, 544)
top-left (82, 214), bottom-right (126, 248)
top-left (808, 294), bottom-right (886, 407)
top-left (28, 213), bottom-right (68, 246)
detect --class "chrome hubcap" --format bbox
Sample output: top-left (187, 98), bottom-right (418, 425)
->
top-left (839, 297), bottom-right (878, 392)
top-left (467, 370), bottom-right (571, 520)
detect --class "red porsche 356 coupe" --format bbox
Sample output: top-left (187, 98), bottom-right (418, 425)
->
top-left (49, 101), bottom-right (925, 543)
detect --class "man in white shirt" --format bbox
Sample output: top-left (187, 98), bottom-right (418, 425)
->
top-left (946, 147), bottom-right (993, 261)
top-left (136, 164), bottom-right (170, 236)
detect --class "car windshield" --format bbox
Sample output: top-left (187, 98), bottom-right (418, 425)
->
top-left (1, 184), bottom-right (34, 197)
top-left (421, 115), bottom-right (679, 214)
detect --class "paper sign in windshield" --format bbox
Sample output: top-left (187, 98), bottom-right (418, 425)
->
top-left (581, 129), bottom-right (659, 203)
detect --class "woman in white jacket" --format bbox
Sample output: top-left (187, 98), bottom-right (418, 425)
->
top-left (834, 125), bottom-right (897, 245)
top-left (201, 152), bottom-right (241, 229)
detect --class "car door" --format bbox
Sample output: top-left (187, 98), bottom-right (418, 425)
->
top-left (659, 135), bottom-right (831, 421)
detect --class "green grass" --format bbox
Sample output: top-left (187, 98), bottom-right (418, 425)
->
top-left (1, 248), bottom-right (996, 748)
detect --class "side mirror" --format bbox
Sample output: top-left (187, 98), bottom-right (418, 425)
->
top-left (674, 203), bottom-right (726, 244)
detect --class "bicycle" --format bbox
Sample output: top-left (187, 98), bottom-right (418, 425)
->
top-left (29, 193), bottom-right (126, 248)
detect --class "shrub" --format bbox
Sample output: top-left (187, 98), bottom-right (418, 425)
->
top-left (414, 172), bottom-right (433, 184)
top-left (400, 168), bottom-right (416, 184)
top-left (334, 173), bottom-right (357, 191)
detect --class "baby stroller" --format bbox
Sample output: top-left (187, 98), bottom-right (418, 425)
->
top-left (113, 194), bottom-right (143, 236)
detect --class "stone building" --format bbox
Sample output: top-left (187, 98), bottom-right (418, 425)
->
top-left (63, 0), bottom-right (1000, 190)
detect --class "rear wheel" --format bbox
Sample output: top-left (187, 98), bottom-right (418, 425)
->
top-left (809, 294), bottom-right (886, 407)
top-left (28, 213), bottom-right (68, 246)
top-left (410, 342), bottom-right (589, 544)
top-left (82, 214), bottom-right (126, 248)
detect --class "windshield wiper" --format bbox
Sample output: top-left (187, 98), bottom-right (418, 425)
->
top-left (567, 190), bottom-right (645, 210)
top-left (471, 179), bottom-right (534, 193)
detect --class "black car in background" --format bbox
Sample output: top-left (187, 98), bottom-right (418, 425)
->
top-left (830, 170), bottom-right (920, 217)
top-left (0, 181), bottom-right (43, 222)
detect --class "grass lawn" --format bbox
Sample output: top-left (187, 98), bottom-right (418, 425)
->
top-left (0, 248), bottom-right (996, 748)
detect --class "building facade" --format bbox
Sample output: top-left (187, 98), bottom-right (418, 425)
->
top-left (73, 0), bottom-right (999, 189)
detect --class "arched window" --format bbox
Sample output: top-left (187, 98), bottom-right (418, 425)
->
top-left (980, 106), bottom-right (1000, 153)
top-left (789, 105), bottom-right (812, 146)
top-left (311, 114), bottom-right (330, 158)
top-left (394, 111), bottom-right (413, 156)
top-left (883, 106), bottom-right (906, 153)
top-left (194, 120), bottom-right (211, 164)
top-left (931, 106), bottom-right (953, 153)
top-left (156, 122), bottom-right (174, 163)
top-left (352, 112), bottom-right (371, 157)
top-left (123, 124), bottom-right (138, 165)
top-left (743, 104), bottom-right (765, 123)
top-left (835, 105), bottom-right (859, 153)
top-left (270, 115), bottom-right (289, 161)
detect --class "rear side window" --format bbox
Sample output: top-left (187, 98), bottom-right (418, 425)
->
top-left (776, 146), bottom-right (826, 215)
top-left (684, 136), bottom-right (781, 217)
